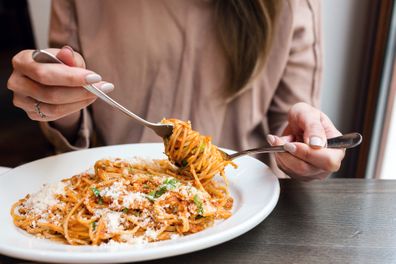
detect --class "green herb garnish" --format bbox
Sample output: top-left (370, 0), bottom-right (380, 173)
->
top-left (91, 221), bottom-right (97, 231)
top-left (154, 185), bottom-right (168, 198)
top-left (181, 159), bottom-right (188, 168)
top-left (199, 142), bottom-right (206, 152)
top-left (163, 178), bottom-right (179, 188)
top-left (132, 210), bottom-right (141, 217)
top-left (146, 178), bottom-right (179, 201)
top-left (91, 187), bottom-right (100, 197)
top-left (193, 194), bottom-right (204, 216)
top-left (91, 187), bottom-right (103, 204)
top-left (123, 208), bottom-right (128, 214)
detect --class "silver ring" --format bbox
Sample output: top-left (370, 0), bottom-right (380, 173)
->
top-left (34, 101), bottom-right (47, 119)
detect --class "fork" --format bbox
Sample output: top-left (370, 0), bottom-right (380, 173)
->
top-left (219, 132), bottom-right (363, 160)
top-left (32, 49), bottom-right (173, 138)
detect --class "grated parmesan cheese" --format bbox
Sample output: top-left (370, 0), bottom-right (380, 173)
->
top-left (100, 181), bottom-right (124, 201)
top-left (120, 234), bottom-right (148, 245)
top-left (104, 211), bottom-right (125, 233)
top-left (24, 182), bottom-right (66, 214)
top-left (144, 228), bottom-right (158, 240)
top-left (170, 234), bottom-right (180, 240)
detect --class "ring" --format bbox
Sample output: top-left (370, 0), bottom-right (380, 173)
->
top-left (34, 101), bottom-right (47, 119)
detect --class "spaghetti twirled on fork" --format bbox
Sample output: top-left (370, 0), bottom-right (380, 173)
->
top-left (162, 119), bottom-right (237, 189)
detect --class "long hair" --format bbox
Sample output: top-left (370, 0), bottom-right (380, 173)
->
top-left (214, 0), bottom-right (282, 94)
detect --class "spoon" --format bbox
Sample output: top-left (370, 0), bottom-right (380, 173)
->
top-left (220, 132), bottom-right (362, 160)
top-left (32, 49), bottom-right (173, 138)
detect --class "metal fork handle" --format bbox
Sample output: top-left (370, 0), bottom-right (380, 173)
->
top-left (228, 133), bottom-right (362, 160)
top-left (228, 146), bottom-right (284, 159)
top-left (82, 83), bottom-right (157, 128)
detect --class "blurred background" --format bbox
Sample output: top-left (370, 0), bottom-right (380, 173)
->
top-left (0, 0), bottom-right (395, 179)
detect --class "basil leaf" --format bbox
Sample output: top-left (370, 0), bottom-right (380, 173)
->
top-left (146, 178), bottom-right (179, 201)
top-left (181, 159), bottom-right (188, 168)
top-left (193, 194), bottom-right (204, 216)
top-left (91, 187), bottom-right (101, 197)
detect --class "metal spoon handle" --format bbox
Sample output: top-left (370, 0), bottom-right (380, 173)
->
top-left (228, 133), bottom-right (362, 160)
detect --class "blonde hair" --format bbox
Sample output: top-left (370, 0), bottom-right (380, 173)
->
top-left (215, 0), bottom-right (282, 93)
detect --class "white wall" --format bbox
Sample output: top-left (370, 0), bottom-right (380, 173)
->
top-left (321, 0), bottom-right (370, 133)
top-left (381, 103), bottom-right (396, 179)
top-left (27, 0), bottom-right (51, 49)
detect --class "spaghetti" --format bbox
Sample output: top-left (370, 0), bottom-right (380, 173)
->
top-left (162, 119), bottom-right (237, 190)
top-left (11, 119), bottom-right (235, 245)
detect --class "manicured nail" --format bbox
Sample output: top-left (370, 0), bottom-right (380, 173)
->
top-left (85, 73), bottom-right (102, 84)
top-left (309, 136), bottom-right (324, 147)
top-left (284, 143), bottom-right (296, 153)
top-left (62, 45), bottom-right (74, 57)
top-left (99, 83), bottom-right (114, 93)
top-left (267, 134), bottom-right (275, 145)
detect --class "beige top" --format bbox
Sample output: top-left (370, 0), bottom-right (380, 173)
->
top-left (42, 0), bottom-right (322, 176)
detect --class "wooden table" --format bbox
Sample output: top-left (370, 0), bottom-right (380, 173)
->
top-left (2, 179), bottom-right (396, 264)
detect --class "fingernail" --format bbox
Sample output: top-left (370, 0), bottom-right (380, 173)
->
top-left (99, 83), bottom-right (114, 93)
top-left (284, 143), bottom-right (296, 153)
top-left (85, 73), bottom-right (102, 84)
top-left (267, 134), bottom-right (275, 145)
top-left (309, 136), bottom-right (324, 147)
top-left (62, 45), bottom-right (74, 57)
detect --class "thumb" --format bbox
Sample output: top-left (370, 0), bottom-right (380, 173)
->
top-left (289, 103), bottom-right (327, 148)
top-left (56, 46), bottom-right (85, 68)
top-left (303, 117), bottom-right (327, 149)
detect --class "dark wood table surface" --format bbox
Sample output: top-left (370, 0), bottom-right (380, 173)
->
top-left (2, 179), bottom-right (396, 264)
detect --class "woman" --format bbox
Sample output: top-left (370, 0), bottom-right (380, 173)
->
top-left (7, 0), bottom-right (344, 180)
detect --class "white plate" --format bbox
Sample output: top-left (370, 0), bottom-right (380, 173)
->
top-left (0, 143), bottom-right (279, 263)
top-left (0, 166), bottom-right (11, 175)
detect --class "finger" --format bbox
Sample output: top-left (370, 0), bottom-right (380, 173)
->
top-left (8, 72), bottom-right (113, 104)
top-left (26, 98), bottom-right (96, 122)
top-left (279, 135), bottom-right (294, 143)
top-left (269, 135), bottom-right (318, 175)
top-left (12, 50), bottom-right (101, 86)
top-left (283, 142), bottom-right (345, 172)
top-left (275, 154), bottom-right (322, 181)
top-left (267, 134), bottom-right (289, 146)
top-left (12, 93), bottom-right (36, 112)
top-left (269, 134), bottom-right (335, 179)
top-left (267, 134), bottom-right (294, 146)
top-left (55, 46), bottom-right (77, 67)
top-left (12, 92), bottom-right (96, 116)
top-left (289, 103), bottom-right (327, 148)
top-left (299, 112), bottom-right (327, 148)
top-left (320, 112), bottom-right (342, 138)
top-left (268, 135), bottom-right (315, 175)
top-left (34, 47), bottom-right (87, 68)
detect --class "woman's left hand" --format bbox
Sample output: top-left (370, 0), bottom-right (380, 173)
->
top-left (267, 102), bottom-right (345, 181)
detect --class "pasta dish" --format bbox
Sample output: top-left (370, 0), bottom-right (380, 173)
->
top-left (11, 119), bottom-right (236, 245)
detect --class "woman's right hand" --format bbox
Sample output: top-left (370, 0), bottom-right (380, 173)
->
top-left (7, 46), bottom-right (114, 123)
